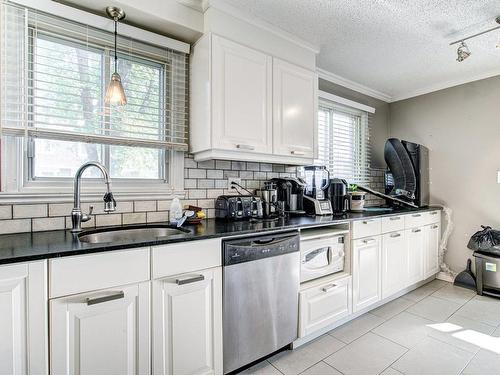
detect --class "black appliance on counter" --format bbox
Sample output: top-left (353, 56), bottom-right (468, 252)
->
top-left (270, 177), bottom-right (306, 215)
top-left (384, 138), bottom-right (429, 207)
top-left (215, 195), bottom-right (263, 220)
top-left (327, 178), bottom-right (350, 214)
top-left (302, 166), bottom-right (333, 215)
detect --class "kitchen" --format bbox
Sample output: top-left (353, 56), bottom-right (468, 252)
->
top-left (0, 1), bottom-right (499, 375)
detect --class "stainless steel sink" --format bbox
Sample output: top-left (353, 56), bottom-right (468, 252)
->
top-left (78, 225), bottom-right (189, 244)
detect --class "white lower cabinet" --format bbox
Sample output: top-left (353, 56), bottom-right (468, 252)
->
top-left (0, 261), bottom-right (47, 375)
top-left (424, 223), bottom-right (441, 278)
top-left (352, 236), bottom-right (381, 312)
top-left (299, 276), bottom-right (352, 338)
top-left (152, 267), bottom-right (223, 375)
top-left (50, 282), bottom-right (151, 375)
top-left (406, 228), bottom-right (425, 286)
top-left (381, 231), bottom-right (408, 299)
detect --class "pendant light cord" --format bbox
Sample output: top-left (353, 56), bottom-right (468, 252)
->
top-left (114, 17), bottom-right (118, 72)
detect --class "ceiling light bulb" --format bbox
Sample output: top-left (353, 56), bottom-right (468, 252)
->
top-left (105, 72), bottom-right (127, 105)
top-left (456, 41), bottom-right (471, 62)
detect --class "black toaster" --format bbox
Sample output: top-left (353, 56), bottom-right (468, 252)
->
top-left (215, 195), bottom-right (263, 220)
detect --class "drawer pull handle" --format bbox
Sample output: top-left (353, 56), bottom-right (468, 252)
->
top-left (291, 150), bottom-right (306, 156)
top-left (86, 291), bottom-right (124, 306)
top-left (412, 229), bottom-right (422, 233)
top-left (363, 238), bottom-right (376, 244)
top-left (175, 275), bottom-right (205, 285)
top-left (389, 217), bottom-right (401, 221)
top-left (431, 225), bottom-right (439, 229)
top-left (362, 220), bottom-right (375, 224)
top-left (412, 214), bottom-right (422, 217)
top-left (236, 144), bottom-right (255, 151)
top-left (390, 233), bottom-right (401, 238)
top-left (321, 284), bottom-right (338, 292)
top-left (430, 212), bottom-right (438, 215)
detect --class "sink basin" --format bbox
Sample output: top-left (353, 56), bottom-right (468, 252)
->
top-left (78, 225), bottom-right (189, 244)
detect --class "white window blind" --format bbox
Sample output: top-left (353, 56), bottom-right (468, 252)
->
top-left (0, 1), bottom-right (189, 151)
top-left (317, 98), bottom-right (371, 185)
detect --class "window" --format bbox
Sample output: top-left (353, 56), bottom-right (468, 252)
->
top-left (316, 91), bottom-right (373, 185)
top-left (0, 2), bottom-right (188, 196)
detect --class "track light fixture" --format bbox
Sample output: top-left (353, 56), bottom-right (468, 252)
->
top-left (450, 16), bottom-right (500, 62)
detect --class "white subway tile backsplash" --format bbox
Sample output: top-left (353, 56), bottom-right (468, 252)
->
top-left (215, 160), bottom-right (231, 169)
top-left (198, 179), bottom-right (215, 189)
top-left (185, 179), bottom-right (197, 189)
top-left (32, 217), bottom-right (65, 232)
top-left (0, 219), bottom-right (31, 234)
top-left (0, 205), bottom-right (12, 220)
top-left (122, 212), bottom-right (147, 225)
top-left (95, 214), bottom-right (122, 227)
top-left (207, 169), bottom-right (223, 179)
top-left (260, 163), bottom-right (273, 172)
top-left (207, 189), bottom-right (224, 199)
top-left (49, 203), bottom-right (73, 217)
top-left (231, 161), bottom-right (246, 170)
top-left (188, 190), bottom-right (207, 199)
top-left (215, 180), bottom-right (228, 189)
top-left (184, 158), bottom-right (198, 168)
top-left (197, 199), bottom-right (215, 209)
top-left (147, 211), bottom-right (169, 223)
top-left (13, 204), bottom-right (47, 219)
top-left (65, 216), bottom-right (95, 230)
top-left (157, 200), bottom-right (172, 211)
top-left (134, 201), bottom-right (157, 212)
top-left (223, 170), bottom-right (239, 178)
top-left (197, 160), bottom-right (215, 169)
top-left (239, 171), bottom-right (253, 179)
top-left (189, 169), bottom-right (207, 179)
top-left (246, 162), bottom-right (260, 171)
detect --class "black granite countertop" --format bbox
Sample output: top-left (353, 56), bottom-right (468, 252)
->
top-left (0, 206), bottom-right (442, 265)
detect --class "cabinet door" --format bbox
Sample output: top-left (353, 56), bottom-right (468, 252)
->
top-left (381, 231), bottom-right (408, 299)
top-left (424, 223), bottom-right (440, 278)
top-left (299, 276), bottom-right (351, 338)
top-left (406, 228), bottom-right (425, 286)
top-left (50, 282), bottom-right (150, 375)
top-left (0, 261), bottom-right (47, 375)
top-left (212, 35), bottom-right (272, 154)
top-left (152, 267), bottom-right (222, 375)
top-left (352, 237), bottom-right (382, 312)
top-left (273, 58), bottom-right (317, 158)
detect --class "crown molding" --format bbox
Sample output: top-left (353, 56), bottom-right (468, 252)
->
top-left (204, 0), bottom-right (320, 54)
top-left (390, 67), bottom-right (500, 102)
top-left (317, 68), bottom-right (393, 103)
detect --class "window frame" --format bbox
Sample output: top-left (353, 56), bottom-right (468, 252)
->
top-left (0, 21), bottom-right (186, 202)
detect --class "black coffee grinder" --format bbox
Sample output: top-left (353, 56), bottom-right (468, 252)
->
top-left (327, 178), bottom-right (350, 214)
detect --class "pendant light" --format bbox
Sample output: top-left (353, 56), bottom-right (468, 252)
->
top-left (104, 6), bottom-right (127, 106)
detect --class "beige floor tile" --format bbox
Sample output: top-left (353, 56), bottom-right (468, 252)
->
top-left (431, 284), bottom-right (476, 305)
top-left (372, 311), bottom-right (433, 348)
top-left (269, 335), bottom-right (344, 375)
top-left (406, 296), bottom-right (461, 322)
top-left (454, 295), bottom-right (500, 326)
top-left (299, 362), bottom-right (342, 375)
top-left (403, 281), bottom-right (447, 302)
top-left (380, 368), bottom-right (404, 375)
top-left (371, 297), bottom-right (415, 320)
top-left (427, 314), bottom-right (495, 354)
top-left (239, 361), bottom-right (283, 375)
top-left (462, 348), bottom-right (500, 375)
top-left (324, 332), bottom-right (407, 375)
top-left (329, 313), bottom-right (385, 343)
top-left (392, 337), bottom-right (474, 375)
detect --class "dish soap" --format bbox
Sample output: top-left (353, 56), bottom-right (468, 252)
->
top-left (169, 197), bottom-right (183, 225)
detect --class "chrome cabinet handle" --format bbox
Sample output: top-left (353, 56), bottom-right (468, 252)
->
top-left (389, 217), bottom-right (401, 221)
top-left (175, 274), bottom-right (205, 285)
top-left (431, 225), bottom-right (439, 229)
top-left (390, 233), bottom-right (401, 238)
top-left (362, 220), bottom-right (375, 224)
top-left (412, 229), bottom-right (422, 233)
top-left (362, 238), bottom-right (376, 244)
top-left (430, 211), bottom-right (438, 215)
top-left (412, 214), bottom-right (421, 217)
top-left (86, 291), bottom-right (124, 306)
top-left (236, 144), bottom-right (255, 151)
top-left (291, 150), bottom-right (306, 155)
top-left (321, 284), bottom-right (338, 292)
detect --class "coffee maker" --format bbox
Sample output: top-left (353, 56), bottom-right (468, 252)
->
top-left (327, 178), bottom-right (350, 214)
top-left (255, 181), bottom-right (278, 218)
top-left (302, 166), bottom-right (333, 215)
top-left (270, 177), bottom-right (306, 215)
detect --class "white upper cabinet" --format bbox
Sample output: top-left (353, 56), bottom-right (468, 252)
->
top-left (273, 58), bottom-right (317, 159)
top-left (212, 35), bottom-right (272, 154)
top-left (50, 282), bottom-right (151, 375)
top-left (0, 260), bottom-right (47, 375)
top-left (190, 33), bottom-right (317, 164)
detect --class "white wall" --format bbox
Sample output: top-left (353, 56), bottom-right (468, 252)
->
top-left (389, 76), bottom-right (500, 273)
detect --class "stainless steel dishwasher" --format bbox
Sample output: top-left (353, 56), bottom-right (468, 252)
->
top-left (223, 231), bottom-right (300, 374)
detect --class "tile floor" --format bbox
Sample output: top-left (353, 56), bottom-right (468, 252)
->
top-left (240, 279), bottom-right (500, 375)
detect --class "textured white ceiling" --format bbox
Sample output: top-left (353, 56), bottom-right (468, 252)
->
top-left (228, 0), bottom-right (500, 101)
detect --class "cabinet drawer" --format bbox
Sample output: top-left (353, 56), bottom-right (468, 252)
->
top-left (152, 238), bottom-right (222, 279)
top-left (352, 219), bottom-right (381, 239)
top-left (299, 276), bottom-right (351, 338)
top-left (425, 210), bottom-right (441, 224)
top-left (49, 248), bottom-right (150, 298)
top-left (404, 212), bottom-right (426, 228)
top-left (381, 215), bottom-right (405, 234)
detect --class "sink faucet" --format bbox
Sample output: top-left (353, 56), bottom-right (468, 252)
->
top-left (71, 161), bottom-right (116, 233)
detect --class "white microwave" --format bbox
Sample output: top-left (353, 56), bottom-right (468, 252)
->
top-left (300, 234), bottom-right (345, 283)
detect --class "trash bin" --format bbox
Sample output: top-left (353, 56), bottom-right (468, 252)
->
top-left (468, 226), bottom-right (500, 297)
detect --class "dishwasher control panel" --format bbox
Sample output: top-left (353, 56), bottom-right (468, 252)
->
top-left (223, 232), bottom-right (299, 266)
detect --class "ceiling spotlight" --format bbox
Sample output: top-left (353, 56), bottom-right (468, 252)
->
top-left (456, 41), bottom-right (471, 62)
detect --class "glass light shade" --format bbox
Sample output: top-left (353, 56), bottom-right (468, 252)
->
top-left (105, 72), bottom-right (127, 105)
